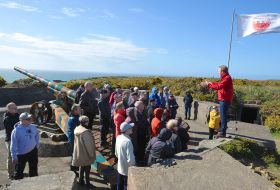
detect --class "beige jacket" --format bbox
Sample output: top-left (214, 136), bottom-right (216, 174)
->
top-left (72, 125), bottom-right (96, 167)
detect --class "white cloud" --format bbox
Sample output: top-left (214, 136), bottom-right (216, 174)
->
top-left (61, 7), bottom-right (85, 17)
top-left (0, 33), bottom-right (148, 71)
top-left (103, 10), bottom-right (116, 19)
top-left (128, 8), bottom-right (144, 13)
top-left (0, 2), bottom-right (40, 12)
top-left (155, 48), bottom-right (168, 54)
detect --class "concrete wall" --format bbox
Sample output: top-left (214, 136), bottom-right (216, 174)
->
top-left (0, 87), bottom-right (54, 107)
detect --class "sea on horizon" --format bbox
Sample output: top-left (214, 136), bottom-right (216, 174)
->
top-left (0, 68), bottom-right (279, 83)
top-left (0, 68), bottom-right (128, 83)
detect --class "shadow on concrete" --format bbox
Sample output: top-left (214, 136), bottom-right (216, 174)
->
top-left (189, 131), bottom-right (209, 136)
top-left (187, 147), bottom-right (209, 154)
top-left (175, 154), bottom-right (202, 160)
top-left (188, 137), bottom-right (206, 146)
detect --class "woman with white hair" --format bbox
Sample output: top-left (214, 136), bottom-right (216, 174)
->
top-left (72, 116), bottom-right (96, 188)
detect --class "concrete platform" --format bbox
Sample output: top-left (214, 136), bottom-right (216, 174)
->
top-left (128, 148), bottom-right (277, 190)
top-left (2, 171), bottom-right (75, 190)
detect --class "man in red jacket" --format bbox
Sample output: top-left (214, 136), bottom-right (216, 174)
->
top-left (205, 65), bottom-right (233, 137)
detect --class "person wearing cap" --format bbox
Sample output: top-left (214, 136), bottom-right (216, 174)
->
top-left (208, 105), bottom-right (221, 139)
top-left (167, 94), bottom-right (179, 119)
top-left (3, 102), bottom-right (19, 179)
top-left (115, 122), bottom-right (135, 190)
top-left (72, 116), bottom-right (96, 188)
top-left (98, 89), bottom-right (111, 148)
top-left (10, 112), bottom-right (39, 180)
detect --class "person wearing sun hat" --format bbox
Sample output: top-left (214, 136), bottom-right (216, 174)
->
top-left (115, 122), bottom-right (135, 190)
top-left (10, 112), bottom-right (39, 180)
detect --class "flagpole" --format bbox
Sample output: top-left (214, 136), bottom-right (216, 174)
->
top-left (227, 9), bottom-right (235, 70)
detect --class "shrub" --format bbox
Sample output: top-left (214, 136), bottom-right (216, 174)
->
top-left (264, 115), bottom-right (280, 132)
top-left (219, 138), bottom-right (280, 166)
top-left (0, 76), bottom-right (7, 87)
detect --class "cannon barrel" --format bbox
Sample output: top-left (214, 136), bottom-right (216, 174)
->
top-left (14, 66), bottom-right (76, 101)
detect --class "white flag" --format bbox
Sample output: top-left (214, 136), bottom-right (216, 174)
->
top-left (237, 13), bottom-right (280, 37)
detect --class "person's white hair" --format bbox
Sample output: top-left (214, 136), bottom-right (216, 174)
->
top-left (134, 100), bottom-right (143, 108)
top-left (134, 87), bottom-right (139, 91)
top-left (84, 81), bottom-right (92, 88)
top-left (166, 119), bottom-right (178, 130)
top-left (6, 102), bottom-right (16, 109)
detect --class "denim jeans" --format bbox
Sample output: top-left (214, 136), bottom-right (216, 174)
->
top-left (117, 172), bottom-right (128, 190)
top-left (185, 105), bottom-right (192, 119)
top-left (219, 101), bottom-right (230, 136)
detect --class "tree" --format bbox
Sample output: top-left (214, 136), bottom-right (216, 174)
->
top-left (0, 76), bottom-right (7, 87)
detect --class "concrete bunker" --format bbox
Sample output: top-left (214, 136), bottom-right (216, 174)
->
top-left (240, 103), bottom-right (262, 125)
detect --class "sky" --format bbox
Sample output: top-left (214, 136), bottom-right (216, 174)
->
top-left (0, 0), bottom-right (279, 80)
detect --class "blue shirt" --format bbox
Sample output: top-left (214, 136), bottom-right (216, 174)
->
top-left (67, 114), bottom-right (80, 144)
top-left (10, 123), bottom-right (39, 161)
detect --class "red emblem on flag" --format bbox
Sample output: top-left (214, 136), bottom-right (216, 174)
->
top-left (253, 16), bottom-right (271, 32)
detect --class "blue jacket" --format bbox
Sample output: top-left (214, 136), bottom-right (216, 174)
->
top-left (11, 123), bottom-right (39, 161)
top-left (67, 114), bottom-right (80, 144)
top-left (149, 87), bottom-right (161, 107)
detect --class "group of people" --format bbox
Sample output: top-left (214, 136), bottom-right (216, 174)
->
top-left (69, 83), bottom-right (192, 189)
top-left (3, 104), bottom-right (39, 180)
top-left (2, 65), bottom-right (233, 190)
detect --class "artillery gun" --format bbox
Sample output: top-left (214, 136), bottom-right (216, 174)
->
top-left (14, 66), bottom-right (76, 134)
top-left (14, 67), bottom-right (117, 186)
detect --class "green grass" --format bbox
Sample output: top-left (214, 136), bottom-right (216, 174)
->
top-left (220, 138), bottom-right (280, 186)
top-left (272, 131), bottom-right (280, 139)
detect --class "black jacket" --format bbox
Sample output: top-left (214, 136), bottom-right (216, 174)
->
top-left (3, 112), bottom-right (19, 142)
top-left (146, 128), bottom-right (175, 166)
top-left (98, 98), bottom-right (111, 120)
top-left (183, 94), bottom-right (193, 106)
top-left (147, 105), bottom-right (156, 124)
top-left (170, 133), bottom-right (182, 153)
top-left (177, 127), bottom-right (189, 150)
top-left (79, 91), bottom-right (98, 115)
top-left (168, 99), bottom-right (179, 116)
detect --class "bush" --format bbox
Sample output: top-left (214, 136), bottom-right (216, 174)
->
top-left (219, 138), bottom-right (280, 166)
top-left (264, 115), bottom-right (280, 132)
top-left (0, 76), bottom-right (7, 87)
